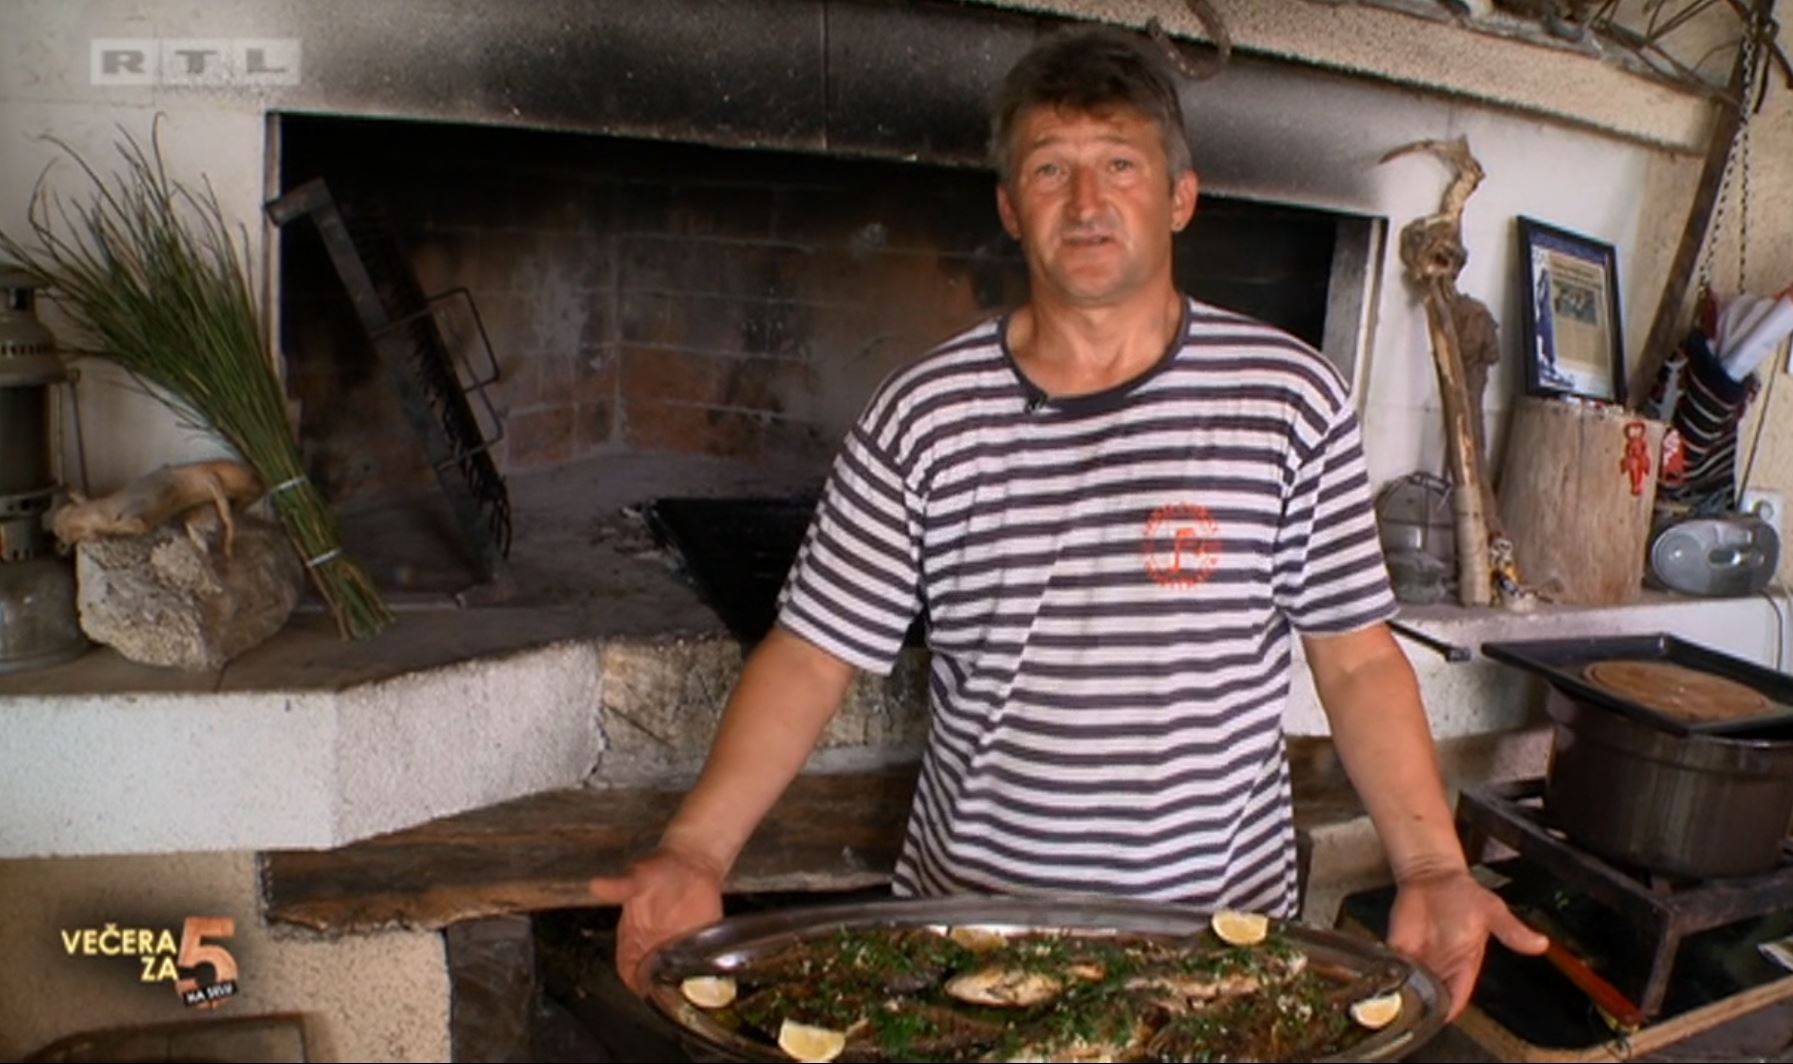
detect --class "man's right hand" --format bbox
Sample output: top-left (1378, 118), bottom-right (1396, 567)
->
top-left (590, 847), bottom-right (726, 993)
top-left (588, 629), bottom-right (858, 993)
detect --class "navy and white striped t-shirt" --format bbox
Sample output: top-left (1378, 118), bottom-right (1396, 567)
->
top-left (776, 296), bottom-right (1397, 917)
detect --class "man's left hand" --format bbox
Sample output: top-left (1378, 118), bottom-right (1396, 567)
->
top-left (1386, 866), bottom-right (1549, 1020)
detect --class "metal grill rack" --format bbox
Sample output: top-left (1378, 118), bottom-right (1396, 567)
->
top-left (267, 178), bottom-right (511, 585)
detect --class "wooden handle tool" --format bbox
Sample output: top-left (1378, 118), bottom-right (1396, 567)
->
top-left (1541, 937), bottom-right (1648, 1031)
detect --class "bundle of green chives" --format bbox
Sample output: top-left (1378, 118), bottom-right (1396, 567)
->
top-left (0, 124), bottom-right (392, 640)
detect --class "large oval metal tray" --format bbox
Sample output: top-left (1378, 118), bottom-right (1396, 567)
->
top-left (639, 894), bottom-right (1449, 1063)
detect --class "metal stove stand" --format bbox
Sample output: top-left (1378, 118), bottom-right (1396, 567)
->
top-left (1457, 778), bottom-right (1793, 1018)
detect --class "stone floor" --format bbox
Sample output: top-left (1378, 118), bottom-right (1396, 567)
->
top-left (335, 448), bottom-right (825, 616)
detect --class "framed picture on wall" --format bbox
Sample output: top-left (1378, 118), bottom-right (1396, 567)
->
top-left (1516, 217), bottom-right (1626, 404)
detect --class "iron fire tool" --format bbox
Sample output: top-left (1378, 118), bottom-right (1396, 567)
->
top-left (1387, 620), bottom-right (1471, 662)
top-left (1516, 903), bottom-right (1649, 1032)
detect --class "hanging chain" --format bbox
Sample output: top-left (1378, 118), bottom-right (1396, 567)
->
top-left (1737, 32), bottom-right (1754, 291)
top-left (1699, 6), bottom-right (1764, 297)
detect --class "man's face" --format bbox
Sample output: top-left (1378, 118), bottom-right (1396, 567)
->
top-left (996, 104), bottom-right (1198, 308)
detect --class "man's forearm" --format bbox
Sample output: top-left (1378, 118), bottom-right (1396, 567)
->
top-left (1307, 627), bottom-right (1548, 1014)
top-left (1307, 628), bottom-right (1467, 881)
top-left (658, 626), bottom-right (859, 877)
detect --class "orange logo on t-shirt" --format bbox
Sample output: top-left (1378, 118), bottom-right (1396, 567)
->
top-left (1143, 503), bottom-right (1220, 588)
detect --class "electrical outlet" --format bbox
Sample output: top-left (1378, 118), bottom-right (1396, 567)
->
top-left (1741, 488), bottom-right (1785, 544)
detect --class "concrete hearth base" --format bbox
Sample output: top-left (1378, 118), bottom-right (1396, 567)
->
top-left (3, 453), bottom-right (1779, 859)
top-left (0, 586), bottom-right (1775, 860)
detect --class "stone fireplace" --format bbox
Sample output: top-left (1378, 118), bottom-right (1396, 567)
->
top-left (272, 111), bottom-right (1374, 602)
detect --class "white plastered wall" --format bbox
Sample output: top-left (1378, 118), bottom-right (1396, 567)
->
top-left (0, 3), bottom-right (279, 490)
top-left (1165, 52), bottom-right (1702, 487)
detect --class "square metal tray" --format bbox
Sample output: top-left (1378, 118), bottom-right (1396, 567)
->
top-left (1481, 633), bottom-right (1793, 737)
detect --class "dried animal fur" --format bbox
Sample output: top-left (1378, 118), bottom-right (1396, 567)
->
top-left (48, 460), bottom-right (263, 558)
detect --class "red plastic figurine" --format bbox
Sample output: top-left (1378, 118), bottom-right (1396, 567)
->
top-left (1621, 421), bottom-right (1652, 496)
top-left (1659, 427), bottom-right (1687, 487)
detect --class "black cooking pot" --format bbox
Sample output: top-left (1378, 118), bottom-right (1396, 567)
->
top-left (1544, 688), bottom-right (1793, 878)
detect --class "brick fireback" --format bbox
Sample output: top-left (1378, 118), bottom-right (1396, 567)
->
top-left (277, 115), bottom-right (1029, 505)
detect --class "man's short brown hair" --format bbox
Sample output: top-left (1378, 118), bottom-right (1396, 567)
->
top-left (990, 26), bottom-right (1194, 187)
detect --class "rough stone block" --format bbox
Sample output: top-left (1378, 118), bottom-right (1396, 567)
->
top-left (827, 651), bottom-right (931, 750)
top-left (594, 637), bottom-right (744, 770)
top-left (595, 635), bottom-right (930, 777)
top-left (74, 516), bottom-right (303, 672)
top-left (447, 916), bottom-right (536, 1064)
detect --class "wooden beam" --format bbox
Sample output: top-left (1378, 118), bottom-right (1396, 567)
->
top-left (262, 738), bottom-right (1552, 936)
top-left (261, 770), bottom-right (919, 933)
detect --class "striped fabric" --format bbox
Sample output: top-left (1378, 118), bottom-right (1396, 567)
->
top-left (1656, 329), bottom-right (1756, 514)
top-left (776, 296), bottom-right (1397, 917)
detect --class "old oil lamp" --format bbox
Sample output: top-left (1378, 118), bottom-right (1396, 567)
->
top-left (0, 263), bottom-right (86, 672)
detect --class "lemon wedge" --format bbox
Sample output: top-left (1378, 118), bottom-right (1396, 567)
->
top-left (777, 1019), bottom-right (848, 1063)
top-left (948, 926), bottom-right (1007, 952)
top-left (1210, 909), bottom-right (1270, 946)
top-left (1350, 991), bottom-right (1404, 1030)
top-left (678, 974), bottom-right (737, 1009)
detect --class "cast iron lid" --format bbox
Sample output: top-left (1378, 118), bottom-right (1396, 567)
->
top-left (1482, 633), bottom-right (1793, 738)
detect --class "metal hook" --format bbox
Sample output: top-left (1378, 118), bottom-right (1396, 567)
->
top-left (1145, 0), bottom-right (1233, 81)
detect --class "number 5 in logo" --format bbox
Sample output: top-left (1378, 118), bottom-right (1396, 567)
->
top-left (175, 916), bottom-right (238, 1008)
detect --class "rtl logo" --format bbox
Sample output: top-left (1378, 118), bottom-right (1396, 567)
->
top-left (91, 39), bottom-right (301, 86)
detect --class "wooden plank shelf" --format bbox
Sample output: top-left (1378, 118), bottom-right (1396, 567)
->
top-left (261, 769), bottom-right (919, 933)
top-left (260, 736), bottom-right (1493, 936)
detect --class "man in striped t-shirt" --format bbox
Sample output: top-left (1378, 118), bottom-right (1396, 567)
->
top-left (595, 26), bottom-right (1545, 1018)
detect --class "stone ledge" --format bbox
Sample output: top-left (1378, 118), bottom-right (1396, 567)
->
top-left (592, 637), bottom-right (929, 783)
top-left (0, 621), bottom-right (924, 858)
top-left (262, 761), bottom-right (1466, 935)
top-left (0, 637), bottom-right (606, 859)
top-left (3, 590), bottom-right (1772, 859)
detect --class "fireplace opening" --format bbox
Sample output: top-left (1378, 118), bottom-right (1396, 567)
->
top-left (274, 113), bottom-right (1379, 630)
